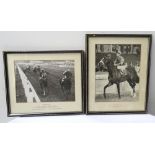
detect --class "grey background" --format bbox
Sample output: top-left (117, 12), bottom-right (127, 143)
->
top-left (0, 31), bottom-right (154, 123)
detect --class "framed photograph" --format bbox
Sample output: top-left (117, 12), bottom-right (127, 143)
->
top-left (86, 34), bottom-right (152, 114)
top-left (3, 50), bottom-right (84, 116)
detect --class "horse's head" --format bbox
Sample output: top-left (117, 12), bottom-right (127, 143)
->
top-left (96, 57), bottom-right (107, 72)
top-left (97, 54), bottom-right (113, 71)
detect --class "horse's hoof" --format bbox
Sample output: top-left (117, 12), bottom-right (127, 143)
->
top-left (133, 93), bottom-right (136, 98)
top-left (131, 91), bottom-right (135, 97)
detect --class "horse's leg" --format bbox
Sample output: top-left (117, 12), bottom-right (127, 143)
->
top-left (127, 80), bottom-right (136, 97)
top-left (65, 89), bottom-right (70, 100)
top-left (66, 89), bottom-right (69, 100)
top-left (116, 83), bottom-right (121, 99)
top-left (104, 82), bottom-right (113, 99)
top-left (42, 85), bottom-right (45, 96)
top-left (43, 88), bottom-right (45, 96)
top-left (44, 80), bottom-right (48, 96)
top-left (45, 86), bottom-right (48, 95)
top-left (133, 87), bottom-right (136, 98)
top-left (127, 80), bottom-right (133, 96)
top-left (39, 80), bottom-right (43, 95)
top-left (40, 80), bottom-right (46, 96)
top-left (69, 84), bottom-right (72, 95)
top-left (61, 86), bottom-right (64, 94)
top-left (61, 85), bottom-right (66, 100)
top-left (69, 88), bottom-right (71, 99)
top-left (60, 79), bottom-right (64, 94)
top-left (132, 81), bottom-right (136, 98)
top-left (63, 87), bottom-right (68, 100)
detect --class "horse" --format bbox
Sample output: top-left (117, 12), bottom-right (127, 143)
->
top-left (33, 66), bottom-right (41, 74)
top-left (98, 56), bottom-right (139, 99)
top-left (59, 77), bottom-right (72, 100)
top-left (23, 65), bottom-right (31, 73)
top-left (39, 73), bottom-right (48, 96)
top-left (33, 66), bottom-right (37, 73)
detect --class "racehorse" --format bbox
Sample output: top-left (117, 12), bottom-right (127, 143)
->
top-left (33, 66), bottom-right (37, 73)
top-left (98, 56), bottom-right (139, 99)
top-left (39, 73), bottom-right (48, 96)
top-left (23, 65), bottom-right (31, 73)
top-left (59, 77), bottom-right (72, 100)
top-left (33, 66), bottom-right (41, 74)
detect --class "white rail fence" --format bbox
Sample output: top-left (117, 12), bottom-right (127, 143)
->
top-left (17, 65), bottom-right (40, 103)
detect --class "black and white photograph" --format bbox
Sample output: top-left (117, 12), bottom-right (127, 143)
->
top-left (15, 60), bottom-right (75, 103)
top-left (86, 34), bottom-right (151, 114)
top-left (95, 44), bottom-right (140, 102)
top-left (4, 51), bottom-right (83, 116)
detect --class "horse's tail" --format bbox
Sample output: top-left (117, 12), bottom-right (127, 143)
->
top-left (132, 67), bottom-right (140, 83)
top-left (127, 66), bottom-right (140, 83)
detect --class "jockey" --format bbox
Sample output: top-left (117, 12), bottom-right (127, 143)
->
top-left (114, 50), bottom-right (127, 75)
top-left (114, 50), bottom-right (125, 66)
top-left (63, 69), bottom-right (72, 80)
top-left (40, 69), bottom-right (47, 79)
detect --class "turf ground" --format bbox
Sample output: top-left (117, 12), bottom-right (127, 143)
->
top-left (16, 63), bottom-right (75, 103)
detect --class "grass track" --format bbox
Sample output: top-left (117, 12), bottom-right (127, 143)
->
top-left (18, 64), bottom-right (75, 102)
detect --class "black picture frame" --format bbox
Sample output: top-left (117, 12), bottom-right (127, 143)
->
top-left (3, 50), bottom-right (84, 117)
top-left (86, 34), bottom-right (152, 114)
